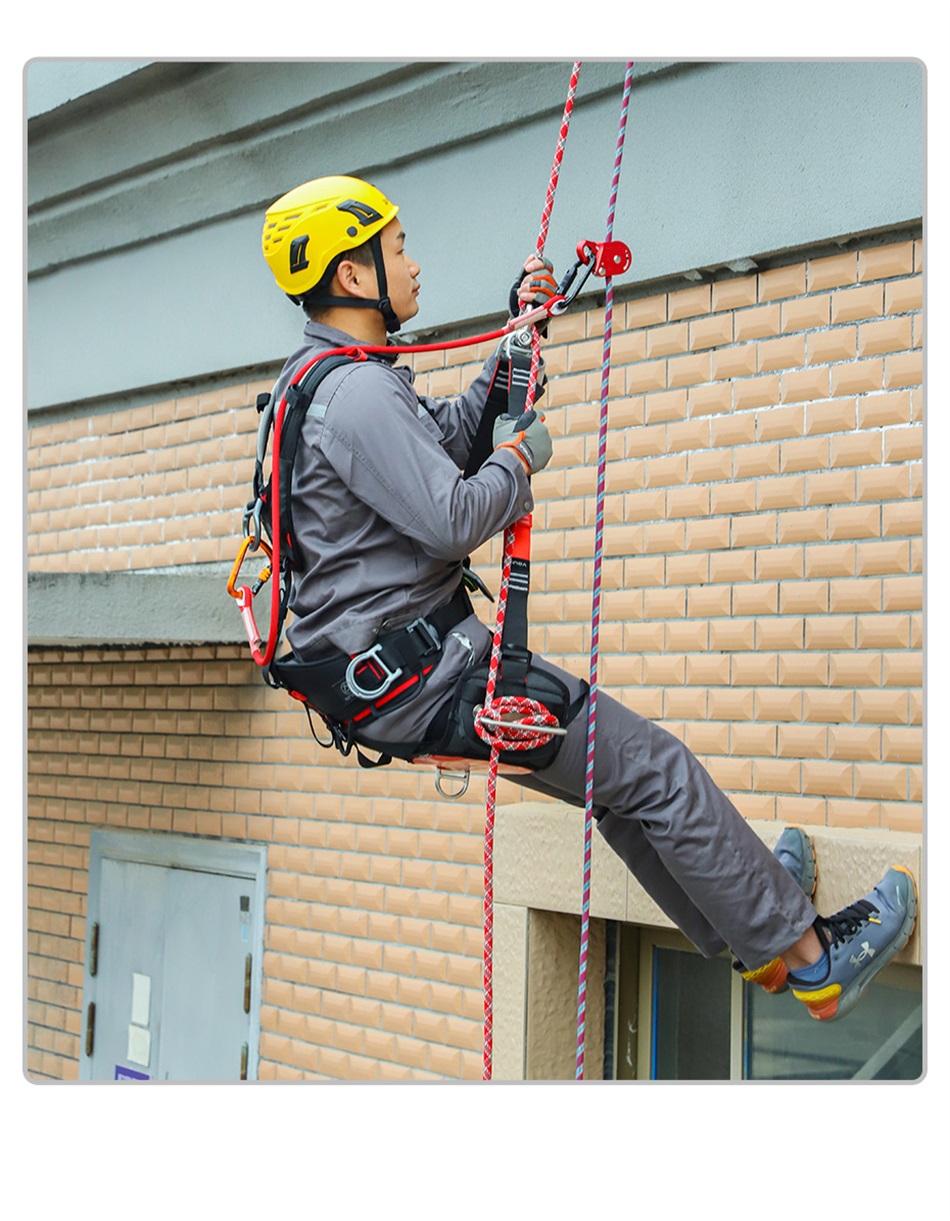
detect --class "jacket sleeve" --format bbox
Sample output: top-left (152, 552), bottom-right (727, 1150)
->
top-left (319, 360), bottom-right (534, 561)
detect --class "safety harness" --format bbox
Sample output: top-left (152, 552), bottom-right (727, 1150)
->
top-left (229, 329), bottom-right (586, 770)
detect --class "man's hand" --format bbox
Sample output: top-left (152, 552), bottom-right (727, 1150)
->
top-left (509, 256), bottom-right (558, 317)
top-left (493, 410), bottom-right (553, 476)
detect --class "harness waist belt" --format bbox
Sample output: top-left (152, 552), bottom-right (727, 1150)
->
top-left (269, 585), bottom-right (473, 725)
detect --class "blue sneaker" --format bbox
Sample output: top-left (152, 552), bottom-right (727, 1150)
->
top-left (735, 827), bottom-right (817, 994)
top-left (788, 866), bottom-right (917, 1022)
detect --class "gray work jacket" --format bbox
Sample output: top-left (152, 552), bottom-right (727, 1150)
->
top-left (272, 320), bottom-right (537, 660)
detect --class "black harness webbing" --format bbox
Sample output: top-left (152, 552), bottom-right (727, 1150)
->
top-left (246, 342), bottom-right (539, 766)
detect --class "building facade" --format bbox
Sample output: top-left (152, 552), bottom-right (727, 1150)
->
top-left (26, 59), bottom-right (924, 1082)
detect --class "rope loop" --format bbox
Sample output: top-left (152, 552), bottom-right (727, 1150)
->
top-left (473, 695), bottom-right (560, 751)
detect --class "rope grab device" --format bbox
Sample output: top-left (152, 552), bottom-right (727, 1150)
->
top-left (228, 59), bottom-right (636, 1080)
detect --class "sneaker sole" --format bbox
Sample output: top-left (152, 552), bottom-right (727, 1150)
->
top-left (790, 826), bottom-right (818, 900)
top-left (794, 865), bottom-right (918, 1022)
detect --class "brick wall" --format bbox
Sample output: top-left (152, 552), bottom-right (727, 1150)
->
top-left (26, 235), bottom-right (923, 1079)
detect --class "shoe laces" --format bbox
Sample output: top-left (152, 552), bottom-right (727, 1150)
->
top-left (818, 898), bottom-right (880, 949)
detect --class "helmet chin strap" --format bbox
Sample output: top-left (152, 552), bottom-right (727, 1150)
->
top-left (300, 233), bottom-right (402, 333)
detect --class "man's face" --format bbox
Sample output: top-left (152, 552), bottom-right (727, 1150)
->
top-left (377, 217), bottom-right (420, 325)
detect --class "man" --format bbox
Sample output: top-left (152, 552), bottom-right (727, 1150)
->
top-left (259, 174), bottom-right (917, 1024)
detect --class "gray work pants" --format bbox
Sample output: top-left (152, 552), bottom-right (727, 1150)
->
top-left (361, 613), bottom-right (818, 970)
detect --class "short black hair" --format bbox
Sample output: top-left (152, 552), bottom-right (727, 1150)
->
top-left (301, 237), bottom-right (375, 317)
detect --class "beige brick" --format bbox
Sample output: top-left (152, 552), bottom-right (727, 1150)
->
top-left (881, 500), bottom-right (922, 538)
top-left (754, 689), bottom-right (803, 723)
top-left (858, 316), bottom-right (913, 357)
top-left (803, 689), bottom-right (854, 723)
top-left (644, 389), bottom-right (687, 424)
top-left (806, 470), bottom-right (857, 507)
top-left (756, 475), bottom-right (804, 511)
top-left (627, 360), bottom-right (667, 394)
top-left (647, 323), bottom-right (689, 358)
top-left (829, 578), bottom-right (881, 614)
top-left (883, 426), bottom-right (922, 464)
top-left (756, 404), bottom-right (804, 442)
top-left (669, 284), bottom-right (711, 320)
top-left (640, 455), bottom-right (686, 493)
top-left (712, 275), bottom-right (757, 310)
top-left (735, 304), bottom-right (781, 342)
top-left (778, 508), bottom-right (826, 544)
top-left (731, 512), bottom-right (776, 547)
top-left (759, 264), bottom-right (806, 302)
top-left (734, 443), bottom-right (780, 479)
top-left (807, 327), bottom-right (856, 366)
top-left (781, 367), bottom-right (831, 404)
top-left (758, 334), bottom-right (806, 374)
top-left (802, 761), bottom-right (853, 797)
top-left (709, 549), bottom-right (755, 583)
top-left (777, 652), bottom-right (827, 686)
top-left (857, 614), bottom-right (911, 649)
top-left (690, 313), bottom-right (733, 350)
top-left (780, 581), bottom-right (828, 614)
top-left (829, 726), bottom-right (881, 761)
top-left (756, 545), bottom-right (803, 581)
top-left (805, 543), bottom-right (855, 579)
top-left (829, 652), bottom-right (881, 689)
top-left (830, 429), bottom-right (879, 466)
top-left (884, 276), bottom-right (922, 315)
top-left (830, 358), bottom-right (884, 397)
top-left (783, 294), bottom-right (831, 333)
top-left (687, 382), bottom-right (732, 418)
top-left (780, 436), bottom-right (829, 474)
top-left (687, 450), bottom-right (732, 485)
top-left (856, 690), bottom-right (909, 726)
top-left (734, 375), bottom-right (780, 412)
top-left (626, 294), bottom-right (668, 328)
top-left (855, 540), bottom-right (910, 577)
top-left (854, 764), bottom-right (909, 802)
top-left (808, 251), bottom-right (857, 292)
top-left (731, 651), bottom-right (779, 686)
top-left (711, 346), bottom-right (757, 381)
top-left (776, 726), bottom-right (828, 764)
top-left (732, 582), bottom-right (778, 615)
top-left (832, 283), bottom-right (884, 324)
top-left (856, 466), bottom-right (910, 503)
top-left (667, 352), bottom-right (710, 388)
top-left (881, 727), bottom-right (922, 764)
top-left (858, 241), bottom-right (915, 282)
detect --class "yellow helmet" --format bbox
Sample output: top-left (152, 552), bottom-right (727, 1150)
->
top-left (262, 175), bottom-right (399, 301)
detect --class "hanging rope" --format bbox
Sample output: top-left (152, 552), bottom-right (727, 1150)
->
top-left (476, 61), bottom-right (582, 1082)
top-left (575, 61), bottom-right (635, 1080)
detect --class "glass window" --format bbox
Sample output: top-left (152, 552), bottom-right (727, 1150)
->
top-left (640, 932), bottom-right (922, 1082)
top-left (651, 945), bottom-right (732, 1080)
top-left (744, 965), bottom-right (922, 1081)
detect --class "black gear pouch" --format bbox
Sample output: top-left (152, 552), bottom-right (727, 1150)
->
top-left (423, 657), bottom-right (586, 772)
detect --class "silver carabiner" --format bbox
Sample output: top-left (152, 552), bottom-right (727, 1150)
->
top-left (344, 645), bottom-right (403, 701)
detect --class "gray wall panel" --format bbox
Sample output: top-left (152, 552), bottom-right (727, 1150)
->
top-left (28, 59), bottom-right (923, 414)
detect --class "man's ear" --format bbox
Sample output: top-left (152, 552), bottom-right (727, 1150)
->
top-left (335, 258), bottom-right (373, 300)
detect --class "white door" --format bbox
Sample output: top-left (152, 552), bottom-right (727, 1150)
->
top-left (81, 833), bottom-right (266, 1083)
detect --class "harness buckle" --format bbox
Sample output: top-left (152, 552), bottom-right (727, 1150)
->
top-left (345, 645), bottom-right (404, 702)
top-left (406, 617), bottom-right (442, 655)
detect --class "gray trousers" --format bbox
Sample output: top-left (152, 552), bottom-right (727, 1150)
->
top-left (362, 614), bottom-right (818, 970)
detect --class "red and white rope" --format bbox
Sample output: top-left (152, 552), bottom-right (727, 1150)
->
top-left (476, 61), bottom-right (582, 1081)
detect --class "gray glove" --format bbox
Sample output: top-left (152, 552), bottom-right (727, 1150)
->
top-left (493, 410), bottom-right (553, 476)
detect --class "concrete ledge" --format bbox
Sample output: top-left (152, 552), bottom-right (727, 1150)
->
top-left (27, 570), bottom-right (269, 647)
top-left (495, 801), bottom-right (922, 966)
